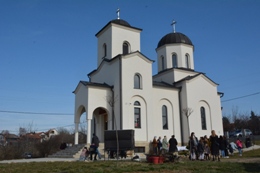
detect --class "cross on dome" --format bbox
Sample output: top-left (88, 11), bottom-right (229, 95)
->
top-left (171, 20), bottom-right (177, 33)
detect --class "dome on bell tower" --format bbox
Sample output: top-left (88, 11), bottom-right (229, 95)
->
top-left (157, 32), bottom-right (193, 49)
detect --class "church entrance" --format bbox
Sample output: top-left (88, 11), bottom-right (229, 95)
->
top-left (93, 107), bottom-right (108, 142)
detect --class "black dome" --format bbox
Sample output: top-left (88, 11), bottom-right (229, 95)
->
top-left (157, 32), bottom-right (193, 48)
top-left (110, 19), bottom-right (131, 27)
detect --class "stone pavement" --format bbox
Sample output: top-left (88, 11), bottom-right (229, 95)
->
top-left (0, 155), bottom-right (143, 164)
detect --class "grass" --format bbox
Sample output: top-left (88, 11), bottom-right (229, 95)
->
top-left (0, 149), bottom-right (260, 173)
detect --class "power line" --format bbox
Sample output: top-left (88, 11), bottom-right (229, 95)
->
top-left (0, 110), bottom-right (73, 115)
top-left (221, 92), bottom-right (260, 103)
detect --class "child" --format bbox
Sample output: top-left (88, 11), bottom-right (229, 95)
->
top-left (204, 143), bottom-right (210, 160)
top-left (228, 143), bottom-right (234, 156)
top-left (79, 147), bottom-right (87, 161)
top-left (197, 137), bottom-right (205, 161)
top-left (236, 138), bottom-right (243, 156)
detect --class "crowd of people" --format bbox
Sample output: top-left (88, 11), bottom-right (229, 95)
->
top-left (187, 130), bottom-right (248, 161)
top-left (150, 130), bottom-right (250, 162)
top-left (151, 135), bottom-right (178, 155)
top-left (78, 130), bottom-right (251, 162)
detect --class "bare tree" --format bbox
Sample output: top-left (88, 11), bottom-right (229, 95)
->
top-left (182, 107), bottom-right (193, 136)
top-left (182, 107), bottom-right (193, 157)
top-left (105, 93), bottom-right (120, 162)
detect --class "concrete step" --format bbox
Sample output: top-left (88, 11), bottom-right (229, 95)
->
top-left (48, 144), bottom-right (86, 158)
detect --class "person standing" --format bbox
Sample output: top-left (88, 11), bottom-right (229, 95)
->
top-left (152, 136), bottom-right (158, 155)
top-left (189, 132), bottom-right (198, 160)
top-left (210, 130), bottom-right (220, 161)
top-left (168, 135), bottom-right (178, 153)
top-left (157, 136), bottom-right (162, 155)
top-left (161, 136), bottom-right (169, 154)
top-left (92, 133), bottom-right (101, 159)
top-left (219, 135), bottom-right (225, 158)
top-left (236, 138), bottom-right (243, 156)
top-left (197, 137), bottom-right (205, 161)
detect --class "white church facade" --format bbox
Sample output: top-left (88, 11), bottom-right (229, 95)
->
top-left (73, 15), bottom-right (224, 152)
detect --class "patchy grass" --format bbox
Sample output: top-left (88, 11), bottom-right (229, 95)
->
top-left (1, 149), bottom-right (260, 173)
top-left (1, 160), bottom-right (260, 173)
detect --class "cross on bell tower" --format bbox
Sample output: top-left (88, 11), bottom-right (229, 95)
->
top-left (117, 8), bottom-right (120, 19)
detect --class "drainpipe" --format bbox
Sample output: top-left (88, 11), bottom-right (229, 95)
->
top-left (178, 87), bottom-right (184, 146)
top-left (119, 56), bottom-right (122, 129)
top-left (110, 87), bottom-right (115, 130)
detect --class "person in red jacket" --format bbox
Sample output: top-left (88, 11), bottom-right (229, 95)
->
top-left (236, 138), bottom-right (243, 156)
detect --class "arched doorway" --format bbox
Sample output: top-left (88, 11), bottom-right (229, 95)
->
top-left (92, 107), bottom-right (109, 142)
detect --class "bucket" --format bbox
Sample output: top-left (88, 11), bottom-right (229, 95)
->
top-left (158, 156), bottom-right (164, 163)
top-left (152, 156), bottom-right (159, 164)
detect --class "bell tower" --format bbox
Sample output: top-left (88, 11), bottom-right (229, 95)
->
top-left (95, 9), bottom-right (143, 67)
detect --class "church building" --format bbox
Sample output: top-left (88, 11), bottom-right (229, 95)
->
top-left (73, 13), bottom-right (224, 152)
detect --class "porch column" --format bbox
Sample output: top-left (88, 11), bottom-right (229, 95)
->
top-left (74, 123), bottom-right (79, 145)
top-left (87, 119), bottom-right (91, 145)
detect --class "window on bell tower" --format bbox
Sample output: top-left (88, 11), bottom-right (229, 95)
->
top-left (103, 43), bottom-right (107, 58)
top-left (172, 54), bottom-right (177, 68)
top-left (161, 56), bottom-right (165, 70)
top-left (185, 54), bottom-right (190, 69)
top-left (123, 42), bottom-right (129, 55)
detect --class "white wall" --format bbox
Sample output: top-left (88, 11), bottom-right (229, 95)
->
top-left (152, 86), bottom-right (182, 144)
top-left (120, 53), bottom-right (153, 141)
top-left (181, 75), bottom-right (223, 143)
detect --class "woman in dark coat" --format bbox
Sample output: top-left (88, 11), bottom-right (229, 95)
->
top-left (168, 135), bottom-right (178, 153)
top-left (210, 130), bottom-right (220, 161)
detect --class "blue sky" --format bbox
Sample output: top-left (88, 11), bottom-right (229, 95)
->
top-left (1, 0), bottom-right (260, 134)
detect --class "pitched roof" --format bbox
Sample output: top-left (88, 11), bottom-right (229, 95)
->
top-left (73, 81), bottom-right (113, 94)
top-left (88, 51), bottom-right (154, 77)
top-left (174, 73), bottom-right (218, 86)
top-left (153, 81), bottom-right (180, 89)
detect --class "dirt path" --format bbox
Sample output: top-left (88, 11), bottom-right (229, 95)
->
top-left (220, 157), bottom-right (260, 163)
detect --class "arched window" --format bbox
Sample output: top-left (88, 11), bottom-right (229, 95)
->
top-left (161, 56), bottom-right (165, 70)
top-left (123, 42), bottom-right (129, 55)
top-left (134, 101), bottom-right (141, 128)
top-left (134, 73), bottom-right (141, 89)
top-left (162, 105), bottom-right (168, 129)
top-left (185, 54), bottom-right (190, 69)
top-left (172, 54), bottom-right (177, 68)
top-left (201, 107), bottom-right (207, 130)
top-left (103, 43), bottom-right (107, 58)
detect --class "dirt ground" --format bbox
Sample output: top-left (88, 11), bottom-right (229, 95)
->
top-left (220, 157), bottom-right (260, 163)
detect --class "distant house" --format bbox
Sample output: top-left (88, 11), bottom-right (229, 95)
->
top-left (21, 129), bottom-right (59, 143)
top-left (45, 129), bottom-right (59, 139)
top-left (0, 133), bottom-right (6, 146)
top-left (0, 133), bottom-right (19, 145)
